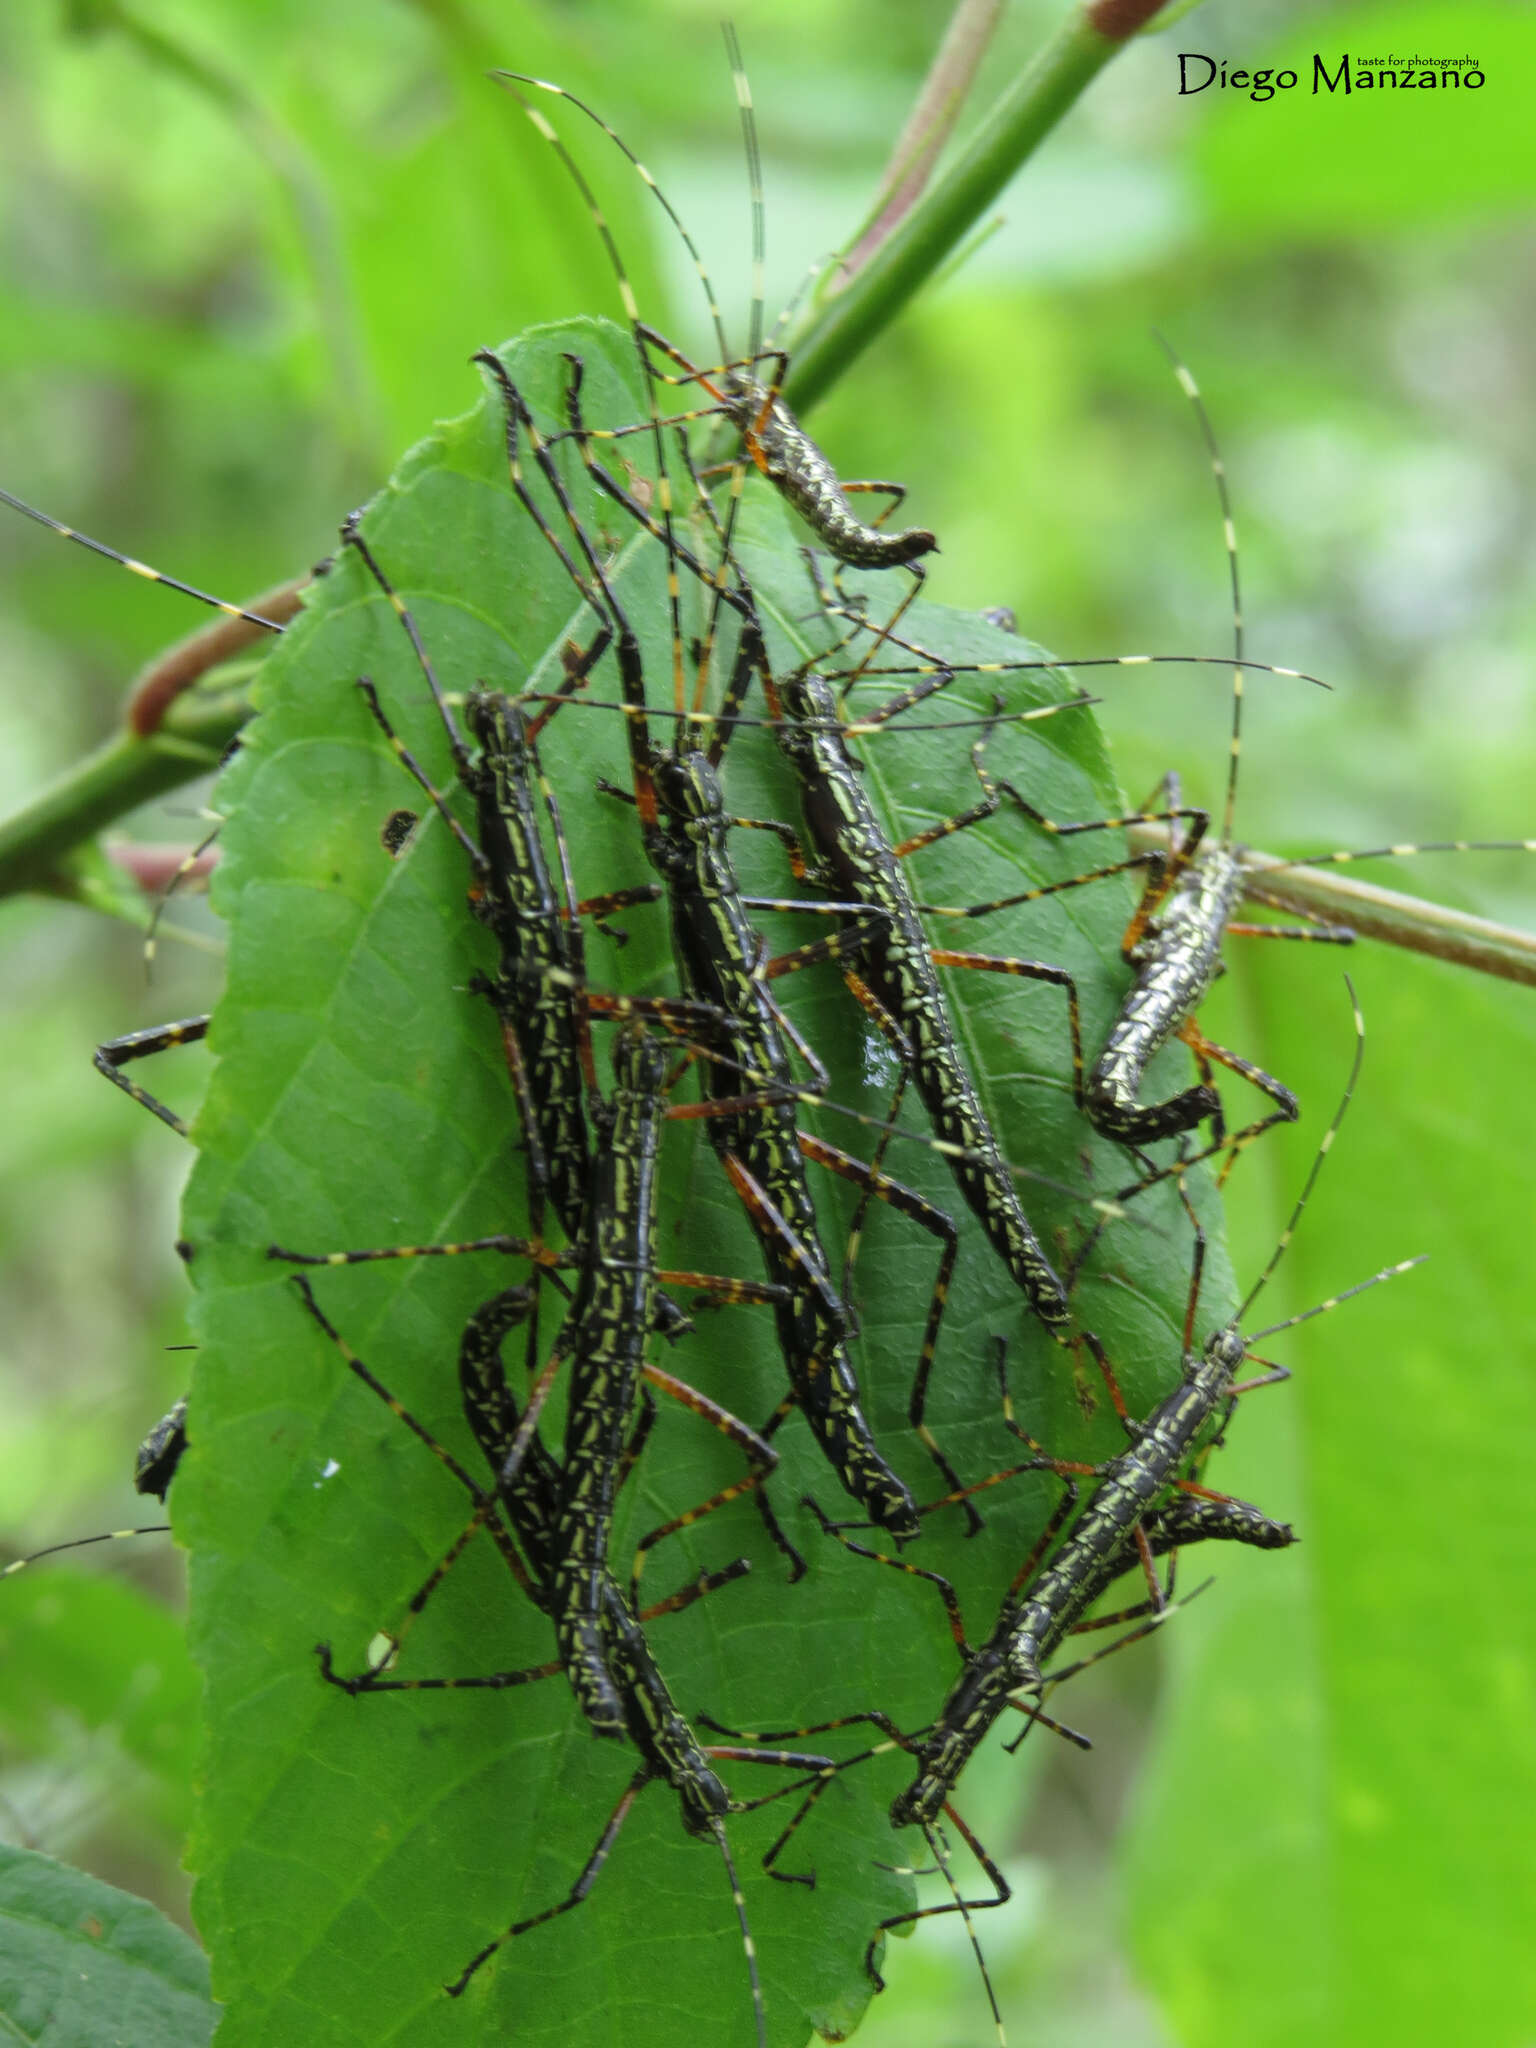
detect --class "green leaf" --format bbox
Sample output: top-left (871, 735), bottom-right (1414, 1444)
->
top-left (178, 317), bottom-right (1232, 2046)
top-left (0, 1843), bottom-right (215, 2048)
top-left (1194, 4), bottom-right (1536, 240)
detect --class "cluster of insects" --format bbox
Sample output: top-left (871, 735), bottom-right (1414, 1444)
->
top-left (5, 42), bottom-right (1531, 2048)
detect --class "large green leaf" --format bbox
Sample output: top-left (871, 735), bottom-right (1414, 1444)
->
top-left (0, 1843), bottom-right (215, 2048)
top-left (177, 317), bottom-right (1233, 2046)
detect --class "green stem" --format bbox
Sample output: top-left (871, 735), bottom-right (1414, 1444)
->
top-left (834, 0), bottom-right (1005, 283)
top-left (785, 0), bottom-right (1172, 415)
top-left (0, 686), bottom-right (251, 902)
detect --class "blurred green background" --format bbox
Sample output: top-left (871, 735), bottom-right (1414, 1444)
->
top-left (1, 1), bottom-right (1533, 2043)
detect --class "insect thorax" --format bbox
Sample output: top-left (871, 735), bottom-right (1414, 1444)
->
top-left (718, 366), bottom-right (791, 463)
top-left (1132, 842), bottom-right (1246, 997)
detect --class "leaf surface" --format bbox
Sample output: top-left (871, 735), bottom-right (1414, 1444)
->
top-left (179, 318), bottom-right (1233, 2047)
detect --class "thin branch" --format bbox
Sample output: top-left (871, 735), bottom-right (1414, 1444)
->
top-left (128, 578), bottom-right (305, 735)
top-left (832, 0), bottom-right (1005, 287)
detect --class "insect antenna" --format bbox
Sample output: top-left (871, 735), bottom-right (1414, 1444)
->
top-left (489, 73), bottom-right (697, 718)
top-left (1250, 833), bottom-right (1536, 878)
top-left (1153, 335), bottom-right (1248, 849)
top-left (0, 485), bottom-right (286, 631)
top-left (1226, 978), bottom-right (1425, 1359)
top-left (708, 1814), bottom-right (768, 2048)
top-left (925, 1815), bottom-right (1007, 2046)
top-left (1231, 974), bottom-right (1365, 1326)
top-left (3, 1526), bottom-right (170, 1578)
top-left (1246, 1256), bottom-right (1428, 1347)
top-left (724, 22), bottom-right (768, 366)
top-left (493, 70), bottom-right (735, 370)
top-left (492, 56), bottom-right (762, 725)
top-left (1158, 346), bottom-right (1536, 914)
top-left (698, 20), bottom-right (777, 675)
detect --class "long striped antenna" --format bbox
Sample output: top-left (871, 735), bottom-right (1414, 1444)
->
top-left (693, 23), bottom-right (772, 686)
top-left (722, 22), bottom-right (769, 363)
top-left (762, 248), bottom-right (828, 354)
top-left (1152, 336), bottom-right (1249, 848)
top-left (1236, 974), bottom-right (1368, 1324)
top-left (3, 1526), bottom-right (170, 1578)
top-left (924, 1816), bottom-right (1007, 2047)
top-left (827, 646), bottom-right (1330, 693)
top-left (708, 1817), bottom-right (768, 2048)
top-left (488, 73), bottom-right (695, 717)
top-left (491, 53), bottom-right (766, 718)
top-left (492, 71), bottom-right (735, 374)
top-left (1248, 834), bottom-right (1536, 877)
top-left (0, 485), bottom-right (285, 632)
top-left (1156, 347), bottom-right (1536, 895)
top-left (1247, 1253), bottom-right (1427, 1346)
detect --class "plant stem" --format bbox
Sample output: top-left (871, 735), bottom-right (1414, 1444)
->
top-left (0, 686), bottom-right (252, 902)
top-left (785, 0), bottom-right (1173, 416)
top-left (127, 579), bottom-right (303, 735)
top-left (833, 0), bottom-right (1005, 286)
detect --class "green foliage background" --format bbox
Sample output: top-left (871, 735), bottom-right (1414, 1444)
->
top-left (1, 1), bottom-right (1533, 2043)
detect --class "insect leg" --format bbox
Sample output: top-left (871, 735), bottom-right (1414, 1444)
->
top-left (446, 1766), bottom-right (652, 1996)
top-left (93, 1014), bottom-right (211, 1137)
top-left (862, 1803), bottom-right (1011, 2008)
top-left (798, 1127), bottom-right (967, 1521)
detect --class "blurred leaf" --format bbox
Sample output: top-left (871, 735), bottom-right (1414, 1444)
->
top-left (0, 1842), bottom-right (214, 2047)
top-left (1194, 4), bottom-right (1536, 239)
top-left (176, 317), bottom-right (1232, 2046)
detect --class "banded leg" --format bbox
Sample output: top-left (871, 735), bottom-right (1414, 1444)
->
top-left (898, 745), bottom-right (1203, 936)
top-left (1087, 1015), bottom-right (1304, 1228)
top-left (289, 1276), bottom-right (544, 1613)
top-left (318, 1559), bottom-right (753, 1701)
top-left (94, 1014), bottom-right (210, 1137)
top-left (447, 1768), bottom-right (652, 1996)
top-left (305, 1265), bottom-right (776, 1685)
